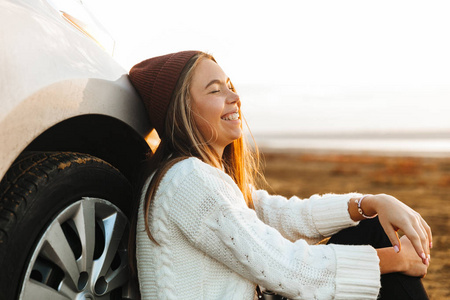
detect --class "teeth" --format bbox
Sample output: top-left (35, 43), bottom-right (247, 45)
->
top-left (221, 112), bottom-right (239, 121)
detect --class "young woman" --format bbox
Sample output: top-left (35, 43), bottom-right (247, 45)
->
top-left (128, 51), bottom-right (431, 299)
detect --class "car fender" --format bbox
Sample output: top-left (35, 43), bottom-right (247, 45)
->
top-left (0, 76), bottom-right (151, 180)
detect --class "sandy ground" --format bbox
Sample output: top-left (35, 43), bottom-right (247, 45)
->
top-left (259, 150), bottom-right (450, 299)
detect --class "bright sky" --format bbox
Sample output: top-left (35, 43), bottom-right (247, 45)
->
top-left (88, 0), bottom-right (450, 88)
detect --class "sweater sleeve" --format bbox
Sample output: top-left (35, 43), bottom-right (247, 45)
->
top-left (163, 159), bottom-right (381, 300)
top-left (253, 190), bottom-right (362, 243)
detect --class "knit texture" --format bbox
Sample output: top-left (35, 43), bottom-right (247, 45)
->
top-left (136, 158), bottom-right (381, 299)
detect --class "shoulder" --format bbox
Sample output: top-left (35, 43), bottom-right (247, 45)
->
top-left (160, 157), bottom-right (239, 195)
top-left (166, 157), bottom-right (215, 177)
top-left (160, 157), bottom-right (225, 188)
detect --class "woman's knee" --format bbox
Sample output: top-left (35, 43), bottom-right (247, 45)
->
top-left (328, 217), bottom-right (391, 248)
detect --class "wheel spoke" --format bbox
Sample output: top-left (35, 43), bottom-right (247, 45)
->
top-left (21, 279), bottom-right (71, 300)
top-left (104, 263), bottom-right (129, 294)
top-left (40, 221), bottom-right (79, 290)
top-left (93, 211), bottom-right (128, 280)
top-left (73, 200), bottom-right (96, 272)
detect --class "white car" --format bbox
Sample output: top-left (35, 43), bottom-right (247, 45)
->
top-left (0, 0), bottom-right (151, 299)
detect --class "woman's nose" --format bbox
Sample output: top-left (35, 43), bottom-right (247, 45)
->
top-left (227, 90), bottom-right (240, 106)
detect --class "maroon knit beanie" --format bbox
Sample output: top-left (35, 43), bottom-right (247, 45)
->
top-left (128, 51), bottom-right (201, 136)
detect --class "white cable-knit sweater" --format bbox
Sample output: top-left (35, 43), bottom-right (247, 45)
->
top-left (136, 157), bottom-right (381, 299)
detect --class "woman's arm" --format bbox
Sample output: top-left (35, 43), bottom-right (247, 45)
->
top-left (348, 194), bottom-right (432, 265)
top-left (253, 190), bottom-right (361, 243)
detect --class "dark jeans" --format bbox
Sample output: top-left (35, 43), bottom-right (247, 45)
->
top-left (327, 217), bottom-right (429, 300)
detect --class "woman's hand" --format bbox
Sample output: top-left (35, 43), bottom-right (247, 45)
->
top-left (377, 235), bottom-right (429, 276)
top-left (350, 194), bottom-right (432, 264)
top-left (398, 235), bottom-right (429, 277)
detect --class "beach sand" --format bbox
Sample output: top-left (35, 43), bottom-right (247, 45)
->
top-left (260, 150), bottom-right (450, 299)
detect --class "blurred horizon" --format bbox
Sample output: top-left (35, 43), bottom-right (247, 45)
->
top-left (239, 83), bottom-right (450, 156)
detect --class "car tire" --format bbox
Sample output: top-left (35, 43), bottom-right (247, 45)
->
top-left (0, 152), bottom-right (137, 299)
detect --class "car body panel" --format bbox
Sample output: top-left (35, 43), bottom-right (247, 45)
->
top-left (0, 0), bottom-right (151, 179)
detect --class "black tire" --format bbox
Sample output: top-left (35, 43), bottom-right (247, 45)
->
top-left (0, 152), bottom-right (137, 299)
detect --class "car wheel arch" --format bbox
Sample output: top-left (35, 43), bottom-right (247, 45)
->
top-left (22, 114), bottom-right (151, 181)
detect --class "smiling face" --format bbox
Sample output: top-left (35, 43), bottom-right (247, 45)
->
top-left (190, 58), bottom-right (242, 157)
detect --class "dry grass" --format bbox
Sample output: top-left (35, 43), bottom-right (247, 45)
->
top-left (260, 151), bottom-right (450, 299)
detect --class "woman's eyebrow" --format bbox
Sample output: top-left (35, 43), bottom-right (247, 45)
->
top-left (204, 78), bottom-right (230, 89)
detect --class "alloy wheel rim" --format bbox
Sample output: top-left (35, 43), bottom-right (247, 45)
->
top-left (19, 198), bottom-right (132, 299)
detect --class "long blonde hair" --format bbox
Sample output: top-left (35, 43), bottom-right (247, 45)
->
top-left (132, 52), bottom-right (262, 247)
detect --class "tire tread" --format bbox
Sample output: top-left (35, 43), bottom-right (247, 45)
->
top-left (0, 151), bottom-right (130, 300)
top-left (0, 152), bottom-right (118, 247)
